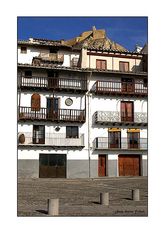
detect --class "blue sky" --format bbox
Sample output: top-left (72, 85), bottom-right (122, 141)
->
top-left (18, 17), bottom-right (148, 51)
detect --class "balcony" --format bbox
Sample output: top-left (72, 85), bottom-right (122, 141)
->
top-left (92, 80), bottom-right (147, 97)
top-left (18, 107), bottom-right (85, 123)
top-left (18, 132), bottom-right (84, 148)
top-left (38, 52), bottom-right (64, 62)
top-left (94, 111), bottom-right (147, 127)
top-left (18, 76), bottom-right (87, 93)
top-left (93, 137), bottom-right (147, 151)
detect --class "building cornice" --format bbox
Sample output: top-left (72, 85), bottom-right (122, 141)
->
top-left (18, 63), bottom-right (147, 77)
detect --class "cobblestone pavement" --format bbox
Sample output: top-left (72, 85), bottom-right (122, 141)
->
top-left (18, 177), bottom-right (148, 217)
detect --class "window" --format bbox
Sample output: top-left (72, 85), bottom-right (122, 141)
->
top-left (121, 78), bottom-right (134, 93)
top-left (49, 47), bottom-right (57, 53)
top-left (33, 125), bottom-right (45, 144)
top-left (47, 70), bottom-right (54, 78)
top-left (121, 101), bottom-right (134, 122)
top-left (108, 131), bottom-right (121, 148)
top-left (119, 61), bottom-right (129, 72)
top-left (66, 126), bottom-right (79, 138)
top-left (31, 93), bottom-right (41, 111)
top-left (21, 46), bottom-right (27, 54)
top-left (96, 59), bottom-right (107, 70)
top-left (128, 132), bottom-right (140, 149)
top-left (143, 78), bottom-right (148, 88)
top-left (71, 57), bottom-right (79, 67)
top-left (24, 70), bottom-right (32, 78)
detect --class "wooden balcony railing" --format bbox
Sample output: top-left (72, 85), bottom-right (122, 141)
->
top-left (18, 132), bottom-right (84, 147)
top-left (93, 137), bottom-right (147, 150)
top-left (18, 107), bottom-right (85, 122)
top-left (18, 76), bottom-right (87, 92)
top-left (92, 80), bottom-right (147, 96)
top-left (94, 111), bottom-right (147, 126)
top-left (39, 52), bottom-right (64, 62)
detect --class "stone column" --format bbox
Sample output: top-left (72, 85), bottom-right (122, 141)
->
top-left (100, 193), bottom-right (109, 206)
top-left (132, 189), bottom-right (140, 201)
top-left (48, 199), bottom-right (59, 216)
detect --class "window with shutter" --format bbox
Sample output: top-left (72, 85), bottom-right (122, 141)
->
top-left (128, 132), bottom-right (140, 149)
top-left (96, 60), bottom-right (107, 70)
top-left (119, 61), bottom-right (129, 72)
top-left (33, 125), bottom-right (45, 144)
top-left (66, 126), bottom-right (79, 138)
top-left (21, 46), bottom-right (27, 54)
top-left (31, 93), bottom-right (41, 111)
top-left (108, 131), bottom-right (121, 148)
top-left (24, 70), bottom-right (32, 78)
top-left (121, 101), bottom-right (134, 122)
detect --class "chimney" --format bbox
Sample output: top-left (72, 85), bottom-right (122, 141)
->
top-left (134, 44), bottom-right (142, 53)
top-left (92, 26), bottom-right (96, 31)
top-left (60, 39), bottom-right (64, 44)
top-left (29, 38), bottom-right (34, 43)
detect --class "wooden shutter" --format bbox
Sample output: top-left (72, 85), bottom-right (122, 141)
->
top-left (31, 93), bottom-right (41, 111)
top-left (96, 60), bottom-right (106, 70)
top-left (124, 62), bottom-right (129, 72)
top-left (109, 131), bottom-right (121, 148)
top-left (96, 60), bottom-right (101, 69)
top-left (101, 60), bottom-right (106, 70)
top-left (121, 101), bottom-right (133, 122)
top-left (126, 102), bottom-right (133, 121)
top-left (128, 132), bottom-right (139, 149)
top-left (121, 102), bottom-right (126, 121)
top-left (119, 62), bottom-right (129, 72)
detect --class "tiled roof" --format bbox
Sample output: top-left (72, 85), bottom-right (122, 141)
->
top-left (18, 38), bottom-right (71, 48)
top-left (73, 36), bottom-right (128, 52)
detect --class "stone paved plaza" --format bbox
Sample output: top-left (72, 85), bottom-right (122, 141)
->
top-left (18, 177), bottom-right (148, 216)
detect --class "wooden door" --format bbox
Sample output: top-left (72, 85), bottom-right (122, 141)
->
top-left (108, 131), bottom-right (121, 148)
top-left (47, 97), bottom-right (59, 119)
top-left (121, 79), bottom-right (134, 93)
top-left (39, 154), bottom-right (66, 178)
top-left (118, 155), bottom-right (140, 176)
top-left (121, 101), bottom-right (134, 122)
top-left (98, 155), bottom-right (107, 177)
top-left (47, 71), bottom-right (59, 88)
top-left (128, 132), bottom-right (140, 149)
top-left (31, 93), bottom-right (40, 111)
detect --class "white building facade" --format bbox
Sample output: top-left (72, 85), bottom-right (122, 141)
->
top-left (18, 28), bottom-right (148, 178)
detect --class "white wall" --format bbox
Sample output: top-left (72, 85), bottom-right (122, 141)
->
top-left (82, 50), bottom-right (143, 71)
top-left (20, 92), bottom-right (85, 110)
top-left (18, 46), bottom-right (80, 68)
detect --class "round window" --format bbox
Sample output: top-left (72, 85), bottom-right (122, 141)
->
top-left (65, 98), bottom-right (73, 106)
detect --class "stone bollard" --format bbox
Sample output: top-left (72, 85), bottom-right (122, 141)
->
top-left (132, 189), bottom-right (140, 201)
top-left (100, 193), bottom-right (109, 206)
top-left (48, 199), bottom-right (59, 216)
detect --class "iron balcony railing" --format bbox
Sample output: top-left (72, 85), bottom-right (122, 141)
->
top-left (18, 76), bottom-right (87, 91)
top-left (92, 80), bottom-right (147, 96)
top-left (18, 132), bottom-right (84, 147)
top-left (94, 111), bottom-right (147, 124)
top-left (19, 106), bottom-right (85, 122)
top-left (93, 137), bottom-right (147, 150)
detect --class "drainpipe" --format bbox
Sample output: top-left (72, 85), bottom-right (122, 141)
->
top-left (87, 71), bottom-right (92, 178)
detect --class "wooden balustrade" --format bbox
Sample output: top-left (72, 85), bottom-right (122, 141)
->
top-left (93, 80), bottom-right (147, 96)
top-left (19, 76), bottom-right (87, 91)
top-left (18, 106), bottom-right (86, 122)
